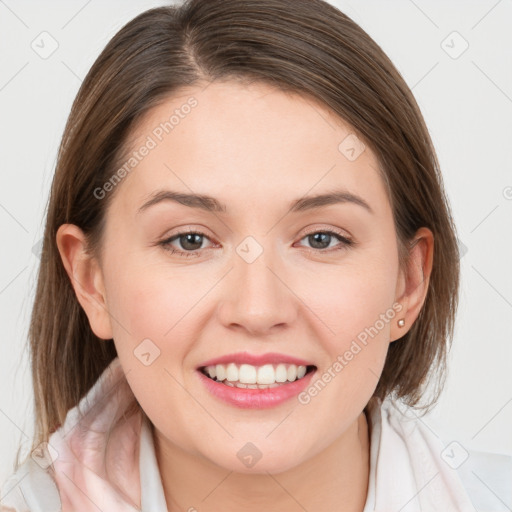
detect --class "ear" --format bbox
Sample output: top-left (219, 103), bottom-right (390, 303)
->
top-left (390, 227), bottom-right (434, 343)
top-left (56, 224), bottom-right (113, 340)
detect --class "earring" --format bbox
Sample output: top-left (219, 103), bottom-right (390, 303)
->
top-left (397, 318), bottom-right (405, 328)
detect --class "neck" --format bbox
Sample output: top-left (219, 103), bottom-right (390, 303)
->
top-left (154, 410), bottom-right (371, 512)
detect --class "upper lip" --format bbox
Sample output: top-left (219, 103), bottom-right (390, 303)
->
top-left (197, 351), bottom-right (316, 369)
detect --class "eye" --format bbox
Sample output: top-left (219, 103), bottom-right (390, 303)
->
top-left (158, 227), bottom-right (355, 258)
top-left (159, 230), bottom-right (215, 258)
top-left (295, 229), bottom-right (354, 253)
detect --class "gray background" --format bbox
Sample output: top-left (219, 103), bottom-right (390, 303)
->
top-left (1, 0), bottom-right (511, 488)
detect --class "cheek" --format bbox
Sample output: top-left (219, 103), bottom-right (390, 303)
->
top-left (103, 255), bottom-right (197, 367)
top-left (108, 277), bottom-right (175, 339)
top-left (299, 253), bottom-right (398, 395)
top-left (335, 273), bottom-right (396, 342)
top-left (299, 257), bottom-right (398, 346)
top-left (103, 256), bottom-right (214, 427)
top-left (102, 265), bottom-right (200, 435)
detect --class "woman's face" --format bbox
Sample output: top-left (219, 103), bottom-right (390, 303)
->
top-left (77, 80), bottom-right (414, 473)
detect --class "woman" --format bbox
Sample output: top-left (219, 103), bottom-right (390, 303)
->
top-left (1, 0), bottom-right (510, 510)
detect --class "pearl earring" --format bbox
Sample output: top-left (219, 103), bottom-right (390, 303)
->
top-left (397, 318), bottom-right (405, 328)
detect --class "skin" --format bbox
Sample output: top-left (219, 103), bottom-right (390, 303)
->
top-left (57, 80), bottom-right (433, 511)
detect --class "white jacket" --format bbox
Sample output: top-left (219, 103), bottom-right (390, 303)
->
top-left (1, 357), bottom-right (511, 511)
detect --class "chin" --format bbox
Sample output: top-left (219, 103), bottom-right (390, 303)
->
top-left (203, 442), bottom-right (308, 475)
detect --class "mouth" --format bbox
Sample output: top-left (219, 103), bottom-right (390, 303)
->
top-left (199, 363), bottom-right (317, 390)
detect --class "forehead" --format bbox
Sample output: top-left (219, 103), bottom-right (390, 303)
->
top-left (113, 80), bottom-right (389, 218)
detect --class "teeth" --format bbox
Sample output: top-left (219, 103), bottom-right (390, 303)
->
top-left (203, 363), bottom-right (310, 385)
top-left (226, 363), bottom-right (239, 382)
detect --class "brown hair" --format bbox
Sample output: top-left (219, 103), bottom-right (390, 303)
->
top-left (29, 0), bottom-right (459, 449)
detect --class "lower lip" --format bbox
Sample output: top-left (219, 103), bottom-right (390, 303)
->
top-left (196, 369), bottom-right (316, 409)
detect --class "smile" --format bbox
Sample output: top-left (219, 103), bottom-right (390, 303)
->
top-left (200, 363), bottom-right (316, 389)
top-left (196, 363), bottom-right (317, 409)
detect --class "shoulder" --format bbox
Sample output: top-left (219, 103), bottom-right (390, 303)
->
top-left (368, 398), bottom-right (512, 511)
top-left (0, 455), bottom-right (61, 512)
top-left (456, 447), bottom-right (512, 511)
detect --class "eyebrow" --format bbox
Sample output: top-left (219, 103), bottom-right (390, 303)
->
top-left (137, 188), bottom-right (373, 215)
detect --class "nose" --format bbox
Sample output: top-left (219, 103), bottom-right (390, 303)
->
top-left (216, 243), bottom-right (298, 336)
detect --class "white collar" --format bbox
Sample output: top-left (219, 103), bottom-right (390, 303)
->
top-left (139, 413), bottom-right (167, 509)
top-left (362, 397), bottom-right (477, 511)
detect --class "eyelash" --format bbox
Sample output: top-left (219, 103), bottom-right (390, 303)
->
top-left (158, 228), bottom-right (355, 258)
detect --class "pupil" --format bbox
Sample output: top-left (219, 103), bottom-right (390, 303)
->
top-left (182, 233), bottom-right (202, 250)
top-left (310, 233), bottom-right (330, 249)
